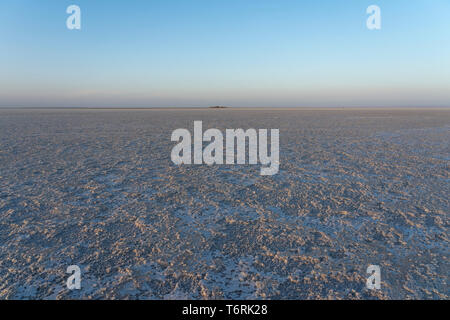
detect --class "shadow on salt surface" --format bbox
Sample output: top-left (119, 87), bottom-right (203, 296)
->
top-left (114, 255), bottom-right (282, 299)
top-left (83, 255), bottom-right (281, 299)
top-left (94, 173), bottom-right (121, 185)
top-left (216, 166), bottom-right (260, 187)
top-left (198, 255), bottom-right (283, 299)
top-left (173, 204), bottom-right (260, 238)
top-left (373, 125), bottom-right (450, 150)
top-left (13, 284), bottom-right (39, 300)
top-left (93, 171), bottom-right (158, 195)
top-left (47, 262), bottom-right (168, 299)
top-left (268, 203), bottom-right (373, 245)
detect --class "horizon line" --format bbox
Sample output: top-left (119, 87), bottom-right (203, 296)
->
top-left (1, 106), bottom-right (450, 110)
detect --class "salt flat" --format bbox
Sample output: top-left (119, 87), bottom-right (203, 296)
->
top-left (0, 108), bottom-right (448, 299)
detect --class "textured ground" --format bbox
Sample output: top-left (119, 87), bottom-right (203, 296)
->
top-left (0, 108), bottom-right (448, 299)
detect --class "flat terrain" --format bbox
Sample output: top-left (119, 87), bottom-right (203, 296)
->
top-left (0, 108), bottom-right (448, 299)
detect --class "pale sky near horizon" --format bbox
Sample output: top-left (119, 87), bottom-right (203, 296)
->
top-left (1, 0), bottom-right (450, 108)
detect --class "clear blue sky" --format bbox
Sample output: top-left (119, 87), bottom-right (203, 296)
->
top-left (1, 0), bottom-right (449, 107)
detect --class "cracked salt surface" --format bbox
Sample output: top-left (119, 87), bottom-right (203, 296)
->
top-left (0, 109), bottom-right (448, 299)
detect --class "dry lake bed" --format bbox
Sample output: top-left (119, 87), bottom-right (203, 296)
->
top-left (0, 108), bottom-right (448, 299)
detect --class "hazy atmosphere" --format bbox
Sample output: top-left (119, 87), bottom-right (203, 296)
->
top-left (1, 0), bottom-right (450, 108)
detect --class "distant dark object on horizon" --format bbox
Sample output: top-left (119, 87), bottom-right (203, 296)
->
top-left (208, 106), bottom-right (229, 109)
